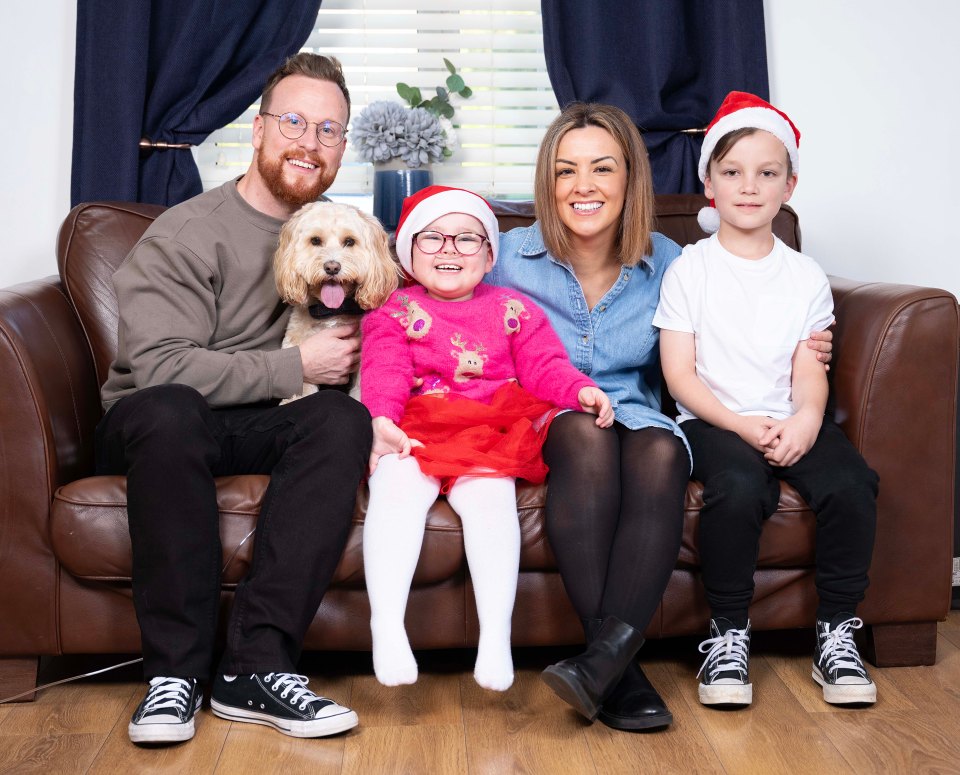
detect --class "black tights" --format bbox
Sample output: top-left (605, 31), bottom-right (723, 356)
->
top-left (542, 413), bottom-right (688, 632)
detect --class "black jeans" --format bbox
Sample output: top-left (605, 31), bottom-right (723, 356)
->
top-left (682, 416), bottom-right (878, 624)
top-left (95, 384), bottom-right (371, 681)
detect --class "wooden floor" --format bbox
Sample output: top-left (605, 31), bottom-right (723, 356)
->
top-left (2, 611), bottom-right (960, 775)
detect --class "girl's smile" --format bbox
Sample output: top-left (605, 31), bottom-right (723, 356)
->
top-left (410, 212), bottom-right (493, 302)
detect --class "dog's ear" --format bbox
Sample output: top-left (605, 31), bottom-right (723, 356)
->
top-left (354, 209), bottom-right (401, 310)
top-left (274, 206), bottom-right (310, 305)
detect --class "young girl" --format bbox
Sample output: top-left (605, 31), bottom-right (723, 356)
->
top-left (360, 185), bottom-right (613, 691)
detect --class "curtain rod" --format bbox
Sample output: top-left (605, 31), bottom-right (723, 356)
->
top-left (139, 137), bottom-right (193, 150)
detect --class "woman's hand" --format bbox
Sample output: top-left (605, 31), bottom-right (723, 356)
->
top-left (578, 386), bottom-right (614, 428)
top-left (807, 326), bottom-right (834, 369)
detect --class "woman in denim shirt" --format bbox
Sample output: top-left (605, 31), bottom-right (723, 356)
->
top-left (487, 103), bottom-right (831, 731)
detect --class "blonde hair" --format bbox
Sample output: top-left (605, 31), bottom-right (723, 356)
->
top-left (533, 103), bottom-right (654, 266)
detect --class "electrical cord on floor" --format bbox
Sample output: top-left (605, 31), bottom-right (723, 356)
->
top-left (0, 527), bottom-right (257, 705)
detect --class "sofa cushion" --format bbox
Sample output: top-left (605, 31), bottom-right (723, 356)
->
top-left (51, 476), bottom-right (465, 586)
top-left (678, 480), bottom-right (816, 568)
top-left (52, 474), bottom-right (817, 584)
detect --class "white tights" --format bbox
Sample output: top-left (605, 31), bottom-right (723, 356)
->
top-left (363, 454), bottom-right (520, 691)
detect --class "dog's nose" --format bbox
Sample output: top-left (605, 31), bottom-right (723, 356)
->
top-left (323, 260), bottom-right (341, 276)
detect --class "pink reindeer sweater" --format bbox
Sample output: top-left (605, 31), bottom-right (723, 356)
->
top-left (361, 283), bottom-right (597, 423)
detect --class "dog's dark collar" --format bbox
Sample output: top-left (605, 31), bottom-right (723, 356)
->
top-left (308, 298), bottom-right (365, 319)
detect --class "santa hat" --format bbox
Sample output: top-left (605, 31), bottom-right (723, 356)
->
top-left (697, 91), bottom-right (801, 234)
top-left (394, 185), bottom-right (500, 276)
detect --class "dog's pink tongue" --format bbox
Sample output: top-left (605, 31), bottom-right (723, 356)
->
top-left (320, 282), bottom-right (345, 309)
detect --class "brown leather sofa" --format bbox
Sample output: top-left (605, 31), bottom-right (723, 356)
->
top-left (1, 195), bottom-right (956, 702)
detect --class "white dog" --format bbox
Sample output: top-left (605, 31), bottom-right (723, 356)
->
top-left (274, 201), bottom-right (400, 402)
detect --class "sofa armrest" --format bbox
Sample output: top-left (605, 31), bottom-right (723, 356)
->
top-left (0, 277), bottom-right (102, 655)
top-left (829, 276), bottom-right (958, 624)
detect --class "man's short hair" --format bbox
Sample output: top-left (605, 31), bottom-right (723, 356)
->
top-left (261, 53), bottom-right (351, 124)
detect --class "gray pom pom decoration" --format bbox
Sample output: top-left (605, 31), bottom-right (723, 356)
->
top-left (351, 101), bottom-right (446, 169)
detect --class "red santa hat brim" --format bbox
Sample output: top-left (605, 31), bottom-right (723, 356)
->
top-left (696, 92), bottom-right (801, 234)
top-left (698, 92), bottom-right (801, 183)
top-left (394, 185), bottom-right (500, 276)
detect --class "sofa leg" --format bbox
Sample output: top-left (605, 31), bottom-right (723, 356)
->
top-left (866, 621), bottom-right (938, 667)
top-left (0, 657), bottom-right (40, 703)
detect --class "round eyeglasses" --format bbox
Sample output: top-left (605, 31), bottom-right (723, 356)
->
top-left (259, 112), bottom-right (346, 147)
top-left (414, 231), bottom-right (488, 255)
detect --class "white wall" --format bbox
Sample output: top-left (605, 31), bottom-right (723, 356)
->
top-left (0, 2), bottom-right (75, 288)
top-left (1, 3), bottom-right (959, 299)
top-left (765, 1), bottom-right (960, 297)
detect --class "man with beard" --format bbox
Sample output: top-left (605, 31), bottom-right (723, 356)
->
top-left (97, 54), bottom-right (369, 746)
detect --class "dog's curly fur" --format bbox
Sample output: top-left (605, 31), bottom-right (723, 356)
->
top-left (275, 201), bottom-right (399, 402)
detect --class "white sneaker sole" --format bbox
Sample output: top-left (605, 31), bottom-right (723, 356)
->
top-left (128, 717), bottom-right (196, 744)
top-left (699, 681), bottom-right (753, 706)
top-left (210, 699), bottom-right (359, 737)
top-left (812, 667), bottom-right (877, 704)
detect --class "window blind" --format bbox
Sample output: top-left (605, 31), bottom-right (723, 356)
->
top-left (194, 0), bottom-right (559, 201)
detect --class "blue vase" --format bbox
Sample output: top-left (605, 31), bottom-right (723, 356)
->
top-left (373, 163), bottom-right (433, 232)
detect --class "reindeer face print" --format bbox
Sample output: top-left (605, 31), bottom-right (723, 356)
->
top-left (450, 333), bottom-right (488, 383)
top-left (503, 297), bottom-right (530, 335)
top-left (403, 300), bottom-right (432, 339)
top-left (390, 295), bottom-right (433, 339)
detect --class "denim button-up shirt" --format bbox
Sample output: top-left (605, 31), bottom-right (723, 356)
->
top-left (488, 223), bottom-right (691, 464)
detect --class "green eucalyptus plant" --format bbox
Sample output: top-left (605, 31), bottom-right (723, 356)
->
top-left (396, 59), bottom-right (472, 120)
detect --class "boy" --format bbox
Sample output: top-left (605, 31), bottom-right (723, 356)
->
top-left (653, 92), bottom-right (879, 707)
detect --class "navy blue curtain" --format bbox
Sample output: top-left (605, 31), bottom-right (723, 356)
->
top-left (71, 0), bottom-right (322, 207)
top-left (541, 0), bottom-right (769, 194)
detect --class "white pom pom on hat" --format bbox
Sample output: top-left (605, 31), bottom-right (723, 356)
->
top-left (697, 205), bottom-right (722, 234)
top-left (697, 91), bottom-right (801, 234)
top-left (394, 185), bottom-right (500, 276)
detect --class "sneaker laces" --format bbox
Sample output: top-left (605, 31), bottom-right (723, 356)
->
top-left (697, 627), bottom-right (750, 680)
top-left (819, 617), bottom-right (868, 678)
top-left (264, 672), bottom-right (328, 712)
top-left (142, 676), bottom-right (193, 714)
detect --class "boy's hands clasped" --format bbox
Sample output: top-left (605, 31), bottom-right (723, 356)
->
top-left (735, 411), bottom-right (820, 468)
top-left (758, 410), bottom-right (821, 467)
top-left (578, 386), bottom-right (614, 428)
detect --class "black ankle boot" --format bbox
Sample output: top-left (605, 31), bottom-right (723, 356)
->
top-left (541, 616), bottom-right (645, 721)
top-left (597, 660), bottom-right (672, 730)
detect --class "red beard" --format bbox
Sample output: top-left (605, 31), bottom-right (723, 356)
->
top-left (257, 150), bottom-right (337, 208)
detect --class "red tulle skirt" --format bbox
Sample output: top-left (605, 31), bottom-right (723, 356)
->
top-left (400, 382), bottom-right (563, 490)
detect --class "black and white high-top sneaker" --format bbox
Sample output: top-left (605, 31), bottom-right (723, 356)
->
top-left (211, 672), bottom-right (358, 737)
top-left (813, 614), bottom-right (877, 704)
top-left (697, 618), bottom-right (752, 706)
top-left (128, 676), bottom-right (202, 744)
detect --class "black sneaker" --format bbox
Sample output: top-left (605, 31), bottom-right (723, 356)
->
top-left (813, 614), bottom-right (877, 704)
top-left (210, 672), bottom-right (358, 737)
top-left (697, 618), bottom-right (752, 706)
top-left (128, 676), bottom-right (202, 744)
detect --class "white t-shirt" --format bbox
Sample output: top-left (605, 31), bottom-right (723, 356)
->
top-left (653, 234), bottom-right (835, 423)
